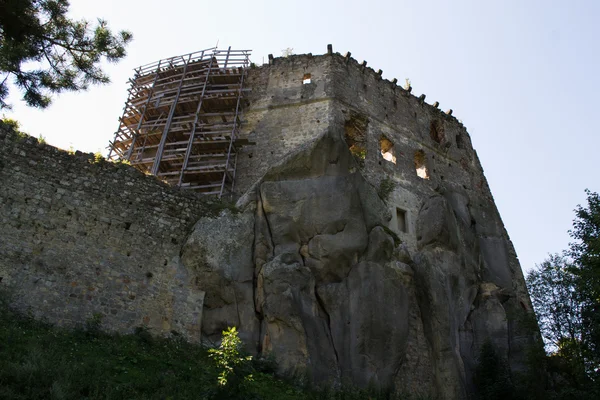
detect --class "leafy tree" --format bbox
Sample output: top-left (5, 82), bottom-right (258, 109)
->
top-left (525, 190), bottom-right (600, 398)
top-left (473, 341), bottom-right (517, 400)
top-left (569, 190), bottom-right (600, 371)
top-left (527, 191), bottom-right (600, 375)
top-left (526, 255), bottom-right (584, 354)
top-left (0, 0), bottom-right (132, 109)
top-left (208, 326), bottom-right (254, 389)
top-left (527, 253), bottom-right (590, 385)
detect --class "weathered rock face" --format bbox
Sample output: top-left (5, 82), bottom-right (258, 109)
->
top-left (0, 51), bottom-right (538, 400)
top-left (251, 133), bottom-right (409, 388)
top-left (176, 131), bottom-right (413, 388)
top-left (180, 210), bottom-right (258, 347)
top-left (175, 126), bottom-right (536, 399)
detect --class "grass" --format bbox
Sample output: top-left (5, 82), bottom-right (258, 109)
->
top-left (0, 304), bottom-right (419, 400)
top-left (0, 307), bottom-right (217, 399)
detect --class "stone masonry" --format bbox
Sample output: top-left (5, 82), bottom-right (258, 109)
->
top-left (0, 47), bottom-right (537, 400)
top-left (0, 124), bottom-right (232, 338)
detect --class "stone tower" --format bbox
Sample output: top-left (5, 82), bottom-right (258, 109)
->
top-left (221, 48), bottom-right (536, 398)
top-left (0, 46), bottom-right (537, 400)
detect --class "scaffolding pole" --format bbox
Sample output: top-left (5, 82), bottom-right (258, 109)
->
top-left (108, 47), bottom-right (252, 198)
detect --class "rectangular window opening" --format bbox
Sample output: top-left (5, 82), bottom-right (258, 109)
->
top-left (303, 73), bottom-right (312, 84)
top-left (379, 135), bottom-right (396, 164)
top-left (414, 150), bottom-right (429, 179)
top-left (396, 208), bottom-right (407, 233)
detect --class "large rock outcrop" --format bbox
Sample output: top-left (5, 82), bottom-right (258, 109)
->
top-left (0, 53), bottom-right (539, 400)
top-left (176, 127), bottom-right (536, 399)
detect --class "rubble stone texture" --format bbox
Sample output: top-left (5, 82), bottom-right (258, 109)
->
top-left (0, 51), bottom-right (536, 399)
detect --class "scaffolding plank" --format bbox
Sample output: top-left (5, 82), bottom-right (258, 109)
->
top-left (108, 46), bottom-right (251, 198)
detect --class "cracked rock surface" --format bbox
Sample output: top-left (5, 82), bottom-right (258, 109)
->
top-left (180, 128), bottom-right (536, 399)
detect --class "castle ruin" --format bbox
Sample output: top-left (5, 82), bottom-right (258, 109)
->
top-left (0, 45), bottom-right (537, 399)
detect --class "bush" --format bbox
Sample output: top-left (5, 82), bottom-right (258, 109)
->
top-left (208, 326), bottom-right (254, 396)
top-left (85, 312), bottom-right (103, 334)
top-left (473, 341), bottom-right (517, 400)
top-left (0, 304), bottom-right (437, 400)
top-left (378, 177), bottom-right (396, 202)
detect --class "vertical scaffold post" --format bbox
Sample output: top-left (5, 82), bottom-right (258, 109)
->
top-left (223, 46), bottom-right (231, 71)
top-left (178, 50), bottom-right (214, 186)
top-left (108, 68), bottom-right (142, 160)
top-left (126, 60), bottom-right (162, 161)
top-left (151, 54), bottom-right (192, 175)
top-left (219, 65), bottom-right (246, 198)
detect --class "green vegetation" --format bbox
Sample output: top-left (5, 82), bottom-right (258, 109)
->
top-left (569, 190), bottom-right (600, 368)
top-left (208, 327), bottom-right (253, 388)
top-left (511, 189), bottom-right (600, 399)
top-left (473, 341), bottom-right (517, 400)
top-left (0, 303), bottom-right (420, 400)
top-left (0, 0), bottom-right (132, 109)
top-left (0, 305), bottom-right (212, 399)
top-left (1, 116), bottom-right (27, 138)
top-left (378, 177), bottom-right (397, 202)
top-left (93, 152), bottom-right (105, 164)
top-left (475, 190), bottom-right (600, 400)
top-left (527, 190), bottom-right (600, 377)
top-left (349, 146), bottom-right (366, 164)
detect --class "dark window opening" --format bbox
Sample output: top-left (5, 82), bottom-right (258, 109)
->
top-left (430, 120), bottom-right (445, 143)
top-left (344, 112), bottom-right (369, 166)
top-left (396, 208), bottom-right (407, 233)
top-left (414, 150), bottom-right (429, 179)
top-left (379, 135), bottom-right (396, 164)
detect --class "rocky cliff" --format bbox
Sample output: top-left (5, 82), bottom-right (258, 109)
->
top-left (0, 51), bottom-right (537, 399)
top-left (180, 126), bottom-right (535, 399)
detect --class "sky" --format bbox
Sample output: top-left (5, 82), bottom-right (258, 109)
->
top-left (3, 0), bottom-right (599, 274)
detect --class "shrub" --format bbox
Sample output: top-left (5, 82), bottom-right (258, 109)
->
top-left (93, 152), bottom-right (105, 163)
top-left (1, 116), bottom-right (28, 139)
top-left (378, 177), bottom-right (396, 202)
top-left (208, 326), bottom-right (254, 390)
top-left (85, 312), bottom-right (103, 334)
top-left (473, 341), bottom-right (517, 400)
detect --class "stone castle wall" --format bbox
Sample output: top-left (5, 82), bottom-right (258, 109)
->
top-left (236, 52), bottom-right (528, 302)
top-left (0, 49), bottom-right (537, 399)
top-left (0, 125), bottom-right (217, 338)
top-left (231, 51), bottom-right (534, 397)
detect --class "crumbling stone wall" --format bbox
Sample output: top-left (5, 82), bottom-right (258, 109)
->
top-left (237, 51), bottom-right (528, 305)
top-left (232, 51), bottom-right (535, 398)
top-left (0, 124), bottom-right (214, 340)
top-left (0, 49), bottom-right (537, 400)
top-left (235, 55), bottom-right (334, 194)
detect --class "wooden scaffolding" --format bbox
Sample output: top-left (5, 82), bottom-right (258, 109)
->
top-left (108, 47), bottom-right (252, 197)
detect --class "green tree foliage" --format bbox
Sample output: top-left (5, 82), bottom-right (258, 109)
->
top-left (208, 327), bottom-right (254, 388)
top-left (569, 190), bottom-right (600, 367)
top-left (0, 0), bottom-right (132, 109)
top-left (525, 190), bottom-right (600, 398)
top-left (526, 254), bottom-right (588, 384)
top-left (526, 255), bottom-right (584, 353)
top-left (473, 341), bottom-right (516, 400)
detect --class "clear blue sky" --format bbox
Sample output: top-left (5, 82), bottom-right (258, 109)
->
top-left (4, 0), bottom-right (599, 274)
